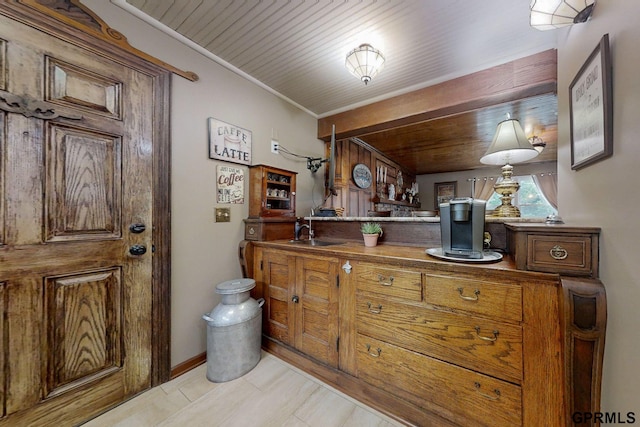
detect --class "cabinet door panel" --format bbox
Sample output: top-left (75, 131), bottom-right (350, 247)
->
top-left (295, 256), bottom-right (339, 367)
top-left (263, 252), bottom-right (295, 346)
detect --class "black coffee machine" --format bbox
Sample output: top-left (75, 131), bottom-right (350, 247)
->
top-left (439, 198), bottom-right (486, 259)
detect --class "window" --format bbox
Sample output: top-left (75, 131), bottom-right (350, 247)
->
top-left (486, 175), bottom-right (557, 218)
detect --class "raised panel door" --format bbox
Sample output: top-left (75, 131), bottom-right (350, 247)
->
top-left (294, 255), bottom-right (339, 368)
top-left (0, 14), bottom-right (155, 425)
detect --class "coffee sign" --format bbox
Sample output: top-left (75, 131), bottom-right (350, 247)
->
top-left (217, 165), bottom-right (244, 204)
top-left (208, 117), bottom-right (252, 166)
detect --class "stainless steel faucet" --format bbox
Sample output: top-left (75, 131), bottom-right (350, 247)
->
top-left (294, 219), bottom-right (310, 241)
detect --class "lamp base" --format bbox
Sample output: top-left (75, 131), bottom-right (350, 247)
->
top-left (493, 201), bottom-right (521, 217)
top-left (491, 163), bottom-right (521, 218)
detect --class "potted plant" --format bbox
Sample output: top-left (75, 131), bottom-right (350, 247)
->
top-left (361, 222), bottom-right (383, 247)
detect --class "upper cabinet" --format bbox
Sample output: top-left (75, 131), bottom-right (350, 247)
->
top-left (249, 165), bottom-right (297, 218)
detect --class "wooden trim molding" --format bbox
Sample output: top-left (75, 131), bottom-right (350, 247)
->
top-left (171, 352), bottom-right (207, 380)
top-left (7, 0), bottom-right (198, 81)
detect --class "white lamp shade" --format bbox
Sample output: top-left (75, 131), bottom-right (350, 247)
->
top-left (480, 118), bottom-right (539, 165)
top-left (530, 0), bottom-right (595, 30)
top-left (345, 44), bottom-right (385, 84)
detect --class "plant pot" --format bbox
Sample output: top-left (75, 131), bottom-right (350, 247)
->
top-left (362, 233), bottom-right (380, 247)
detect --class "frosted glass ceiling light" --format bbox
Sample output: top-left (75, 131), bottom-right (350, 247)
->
top-left (345, 44), bottom-right (385, 85)
top-left (530, 0), bottom-right (595, 31)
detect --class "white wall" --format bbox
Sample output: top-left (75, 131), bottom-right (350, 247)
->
top-left (557, 0), bottom-right (640, 414)
top-left (84, 1), bottom-right (324, 366)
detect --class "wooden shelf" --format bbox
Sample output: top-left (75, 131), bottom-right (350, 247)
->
top-left (372, 195), bottom-right (420, 208)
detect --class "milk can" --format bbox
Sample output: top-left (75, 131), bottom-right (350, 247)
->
top-left (202, 278), bottom-right (264, 382)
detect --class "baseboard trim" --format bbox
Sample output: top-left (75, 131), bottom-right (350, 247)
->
top-left (170, 352), bottom-right (206, 379)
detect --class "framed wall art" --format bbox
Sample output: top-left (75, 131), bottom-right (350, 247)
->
top-left (569, 34), bottom-right (613, 170)
top-left (208, 117), bottom-right (252, 166)
top-left (434, 181), bottom-right (457, 208)
top-left (216, 165), bottom-right (244, 204)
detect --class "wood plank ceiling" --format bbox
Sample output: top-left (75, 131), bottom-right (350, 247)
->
top-left (123, 0), bottom-right (560, 174)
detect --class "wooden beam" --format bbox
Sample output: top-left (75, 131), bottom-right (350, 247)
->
top-left (318, 49), bottom-right (557, 141)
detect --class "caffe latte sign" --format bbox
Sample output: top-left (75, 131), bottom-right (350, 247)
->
top-left (208, 117), bottom-right (252, 166)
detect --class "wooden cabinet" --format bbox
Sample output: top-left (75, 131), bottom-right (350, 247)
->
top-left (506, 223), bottom-right (600, 278)
top-left (251, 240), bottom-right (605, 427)
top-left (249, 165), bottom-right (297, 218)
top-left (351, 260), bottom-right (527, 426)
top-left (257, 248), bottom-right (339, 367)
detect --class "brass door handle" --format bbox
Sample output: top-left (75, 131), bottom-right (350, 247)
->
top-left (474, 326), bottom-right (499, 342)
top-left (474, 382), bottom-right (501, 400)
top-left (365, 344), bottom-right (382, 357)
top-left (377, 274), bottom-right (394, 286)
top-left (549, 245), bottom-right (568, 260)
top-left (367, 302), bottom-right (382, 314)
top-left (457, 287), bottom-right (480, 301)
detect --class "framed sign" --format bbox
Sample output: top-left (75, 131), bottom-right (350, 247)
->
top-left (208, 117), bottom-right (252, 166)
top-left (216, 165), bottom-right (244, 204)
top-left (434, 181), bottom-right (457, 208)
top-left (569, 34), bottom-right (613, 170)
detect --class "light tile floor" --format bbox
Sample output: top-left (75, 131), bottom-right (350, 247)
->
top-left (84, 352), bottom-right (406, 427)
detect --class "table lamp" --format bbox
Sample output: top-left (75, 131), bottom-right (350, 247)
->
top-left (480, 116), bottom-right (539, 217)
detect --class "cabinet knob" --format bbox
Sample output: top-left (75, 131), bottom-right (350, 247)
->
top-left (292, 295), bottom-right (299, 303)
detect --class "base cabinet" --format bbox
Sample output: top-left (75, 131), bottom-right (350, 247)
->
top-left (258, 248), bottom-right (339, 368)
top-left (252, 242), bottom-right (605, 427)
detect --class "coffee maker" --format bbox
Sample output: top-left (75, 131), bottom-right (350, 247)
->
top-left (439, 198), bottom-right (486, 259)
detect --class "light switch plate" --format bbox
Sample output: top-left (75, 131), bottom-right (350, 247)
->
top-left (215, 207), bottom-right (230, 222)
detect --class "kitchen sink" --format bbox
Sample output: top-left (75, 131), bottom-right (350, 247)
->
top-left (288, 239), bottom-right (343, 246)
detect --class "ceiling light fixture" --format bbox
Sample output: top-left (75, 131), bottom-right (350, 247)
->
top-left (480, 115), bottom-right (540, 217)
top-left (529, 0), bottom-right (595, 31)
top-left (528, 135), bottom-right (547, 153)
top-left (345, 44), bottom-right (385, 85)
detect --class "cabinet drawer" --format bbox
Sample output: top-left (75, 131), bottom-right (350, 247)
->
top-left (527, 235), bottom-right (592, 275)
top-left (244, 222), bottom-right (261, 240)
top-left (425, 275), bottom-right (522, 322)
top-left (356, 335), bottom-right (522, 427)
top-left (356, 295), bottom-right (522, 383)
top-left (354, 263), bottom-right (422, 301)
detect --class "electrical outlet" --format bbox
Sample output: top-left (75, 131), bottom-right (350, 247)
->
top-left (270, 140), bottom-right (279, 154)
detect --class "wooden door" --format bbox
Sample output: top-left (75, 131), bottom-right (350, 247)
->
top-left (0, 13), bottom-right (156, 425)
top-left (295, 256), bottom-right (339, 367)
top-left (262, 250), bottom-right (296, 346)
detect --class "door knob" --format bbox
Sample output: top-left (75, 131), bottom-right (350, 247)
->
top-left (129, 223), bottom-right (146, 234)
top-left (129, 244), bottom-right (147, 256)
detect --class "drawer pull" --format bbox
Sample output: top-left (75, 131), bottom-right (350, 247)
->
top-left (377, 274), bottom-right (394, 286)
top-left (474, 326), bottom-right (499, 342)
top-left (365, 344), bottom-right (382, 357)
top-left (474, 382), bottom-right (501, 401)
top-left (367, 302), bottom-right (383, 314)
top-left (457, 287), bottom-right (480, 301)
top-left (549, 245), bottom-right (569, 260)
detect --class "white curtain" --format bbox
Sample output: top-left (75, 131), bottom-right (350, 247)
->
top-left (473, 176), bottom-right (499, 201)
top-left (532, 173), bottom-right (558, 210)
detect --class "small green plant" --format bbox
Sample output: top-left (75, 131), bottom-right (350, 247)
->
top-left (361, 222), bottom-right (382, 235)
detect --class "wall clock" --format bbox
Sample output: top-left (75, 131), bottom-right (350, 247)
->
top-left (352, 163), bottom-right (372, 189)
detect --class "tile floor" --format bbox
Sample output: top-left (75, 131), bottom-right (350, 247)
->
top-left (84, 352), bottom-right (406, 426)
